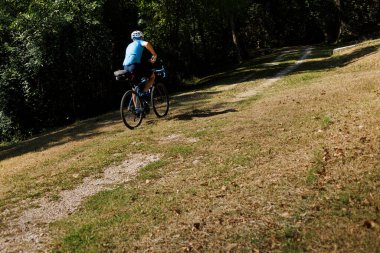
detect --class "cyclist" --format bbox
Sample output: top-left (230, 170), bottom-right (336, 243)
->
top-left (123, 30), bottom-right (158, 96)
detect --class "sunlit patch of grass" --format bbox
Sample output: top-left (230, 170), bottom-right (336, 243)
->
top-left (138, 160), bottom-right (168, 180)
top-left (192, 129), bottom-right (208, 138)
top-left (61, 224), bottom-right (99, 252)
top-left (53, 187), bottom-right (137, 252)
top-left (52, 183), bottom-right (185, 252)
top-left (168, 144), bottom-right (194, 157)
top-left (276, 72), bottom-right (325, 91)
top-left (48, 41), bottom-right (380, 252)
top-left (0, 132), bottom-right (138, 213)
top-left (2, 40), bottom-right (380, 252)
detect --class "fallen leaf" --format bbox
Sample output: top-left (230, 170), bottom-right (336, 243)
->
top-left (364, 220), bottom-right (379, 229)
top-left (193, 222), bottom-right (201, 230)
top-left (323, 148), bottom-right (331, 162)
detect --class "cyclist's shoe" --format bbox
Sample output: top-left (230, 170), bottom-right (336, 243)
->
top-left (133, 107), bottom-right (143, 117)
top-left (143, 101), bottom-right (150, 115)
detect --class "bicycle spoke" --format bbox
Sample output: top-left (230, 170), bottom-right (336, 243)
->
top-left (120, 90), bottom-right (143, 129)
top-left (152, 82), bottom-right (169, 117)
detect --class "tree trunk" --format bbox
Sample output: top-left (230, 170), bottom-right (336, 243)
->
top-left (331, 0), bottom-right (342, 44)
top-left (229, 14), bottom-right (242, 64)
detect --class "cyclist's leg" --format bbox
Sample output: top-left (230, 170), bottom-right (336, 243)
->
top-left (144, 72), bottom-right (155, 92)
top-left (129, 64), bottom-right (147, 96)
top-left (124, 64), bottom-right (140, 110)
top-left (139, 63), bottom-right (154, 92)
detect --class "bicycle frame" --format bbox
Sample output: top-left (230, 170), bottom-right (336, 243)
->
top-left (115, 65), bottom-right (169, 129)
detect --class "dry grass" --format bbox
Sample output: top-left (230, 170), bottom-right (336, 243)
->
top-left (1, 40), bottom-right (380, 252)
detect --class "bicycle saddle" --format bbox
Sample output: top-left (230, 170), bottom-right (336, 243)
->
top-left (114, 70), bottom-right (133, 80)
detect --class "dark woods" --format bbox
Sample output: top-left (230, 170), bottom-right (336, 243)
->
top-left (1, 0), bottom-right (379, 141)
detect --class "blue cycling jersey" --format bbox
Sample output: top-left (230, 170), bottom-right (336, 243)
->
top-left (123, 39), bottom-right (145, 66)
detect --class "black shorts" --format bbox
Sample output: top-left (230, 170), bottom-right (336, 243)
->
top-left (123, 63), bottom-right (153, 79)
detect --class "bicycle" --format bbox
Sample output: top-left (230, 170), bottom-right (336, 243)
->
top-left (114, 66), bottom-right (169, 129)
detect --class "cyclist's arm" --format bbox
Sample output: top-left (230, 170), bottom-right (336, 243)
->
top-left (142, 41), bottom-right (157, 63)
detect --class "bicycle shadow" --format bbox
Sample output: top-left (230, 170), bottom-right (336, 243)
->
top-left (3, 44), bottom-right (377, 161)
top-left (170, 91), bottom-right (223, 108)
top-left (172, 108), bottom-right (238, 121)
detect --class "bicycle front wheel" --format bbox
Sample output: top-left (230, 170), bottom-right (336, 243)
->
top-left (151, 82), bottom-right (169, 117)
top-left (120, 90), bottom-right (143, 129)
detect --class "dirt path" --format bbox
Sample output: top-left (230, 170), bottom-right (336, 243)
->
top-left (0, 47), bottom-right (314, 252)
top-left (232, 47), bottom-right (313, 101)
top-left (0, 154), bottom-right (159, 253)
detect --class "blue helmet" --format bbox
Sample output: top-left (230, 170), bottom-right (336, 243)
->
top-left (131, 30), bottom-right (144, 40)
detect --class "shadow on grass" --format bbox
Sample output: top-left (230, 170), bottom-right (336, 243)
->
top-left (296, 45), bottom-right (380, 73)
top-left (180, 44), bottom-right (379, 92)
top-left (172, 91), bottom-right (222, 102)
top-left (167, 44), bottom-right (379, 125)
top-left (170, 91), bottom-right (224, 109)
top-left (172, 108), bottom-right (238, 121)
top-left (2, 44), bottom-right (378, 162)
top-left (0, 112), bottom-right (120, 162)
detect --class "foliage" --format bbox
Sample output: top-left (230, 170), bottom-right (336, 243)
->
top-left (1, 0), bottom-right (115, 141)
top-left (0, 0), bottom-right (379, 141)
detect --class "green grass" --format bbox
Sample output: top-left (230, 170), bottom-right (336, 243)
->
top-left (278, 72), bottom-right (325, 90)
top-left (306, 150), bottom-right (326, 185)
top-left (192, 129), bottom-right (208, 138)
top-left (281, 225), bottom-right (304, 253)
top-left (54, 187), bottom-right (137, 252)
top-left (320, 115), bottom-right (333, 129)
top-left (1, 39), bottom-right (380, 252)
top-left (167, 144), bottom-right (194, 157)
top-left (137, 159), bottom-right (168, 180)
top-left (55, 42), bottom-right (380, 251)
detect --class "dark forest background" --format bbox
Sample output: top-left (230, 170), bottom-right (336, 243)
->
top-left (1, 0), bottom-right (379, 141)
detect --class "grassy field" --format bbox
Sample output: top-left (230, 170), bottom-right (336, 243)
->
top-left (1, 39), bottom-right (380, 252)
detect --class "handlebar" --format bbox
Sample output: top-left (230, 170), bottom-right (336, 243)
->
top-left (154, 66), bottom-right (167, 78)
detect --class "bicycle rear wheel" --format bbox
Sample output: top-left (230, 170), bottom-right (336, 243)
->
top-left (151, 82), bottom-right (169, 117)
top-left (120, 90), bottom-right (143, 129)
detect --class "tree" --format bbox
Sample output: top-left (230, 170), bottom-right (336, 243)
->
top-left (1, 0), bottom-right (379, 142)
top-left (0, 0), bottom-right (115, 140)
top-left (214, 0), bottom-right (250, 63)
